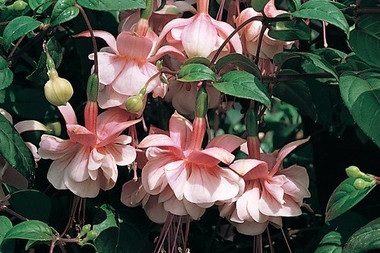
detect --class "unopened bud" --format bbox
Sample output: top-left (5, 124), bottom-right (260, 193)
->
top-left (345, 165), bottom-right (372, 180)
top-left (86, 74), bottom-right (99, 102)
top-left (46, 121), bottom-right (62, 136)
top-left (7, 0), bottom-right (27, 10)
top-left (125, 95), bottom-right (143, 113)
top-left (353, 178), bottom-right (371, 190)
top-left (79, 224), bottom-right (92, 238)
top-left (44, 69), bottom-right (73, 106)
top-left (80, 230), bottom-right (97, 244)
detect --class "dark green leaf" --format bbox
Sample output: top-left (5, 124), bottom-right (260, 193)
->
top-left (292, 0), bottom-right (349, 34)
top-left (315, 231), bottom-right (342, 253)
top-left (349, 14), bottom-right (380, 68)
top-left (4, 220), bottom-right (54, 242)
top-left (28, 0), bottom-right (54, 13)
top-left (93, 204), bottom-right (118, 236)
top-left (0, 56), bottom-right (13, 90)
top-left (177, 63), bottom-right (216, 82)
top-left (51, 6), bottom-right (79, 26)
top-left (214, 71), bottom-right (271, 109)
top-left (215, 53), bottom-right (261, 78)
top-left (77, 0), bottom-right (145, 11)
top-left (9, 190), bottom-right (52, 222)
top-left (94, 227), bottom-right (119, 253)
top-left (0, 113), bottom-right (34, 181)
top-left (325, 177), bottom-right (376, 222)
top-left (343, 217), bottom-right (380, 253)
top-left (268, 17), bottom-right (311, 41)
top-left (3, 16), bottom-right (42, 48)
top-left (251, 0), bottom-right (269, 12)
top-left (339, 71), bottom-right (380, 148)
top-left (183, 56), bottom-right (211, 66)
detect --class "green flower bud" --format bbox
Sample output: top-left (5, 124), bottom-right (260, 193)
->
top-left (79, 224), bottom-right (92, 238)
top-left (80, 230), bottom-right (97, 244)
top-left (44, 69), bottom-right (74, 106)
top-left (86, 74), bottom-right (99, 102)
top-left (353, 178), bottom-right (370, 190)
top-left (345, 165), bottom-right (372, 180)
top-left (46, 121), bottom-right (62, 136)
top-left (125, 95), bottom-right (144, 113)
top-left (7, 0), bottom-right (27, 11)
top-left (195, 85), bottom-right (208, 118)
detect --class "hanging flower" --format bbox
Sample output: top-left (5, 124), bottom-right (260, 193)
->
top-left (38, 103), bottom-right (141, 198)
top-left (219, 138), bottom-right (311, 235)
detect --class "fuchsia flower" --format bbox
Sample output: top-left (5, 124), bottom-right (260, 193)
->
top-left (235, 0), bottom-right (294, 60)
top-left (77, 30), bottom-right (185, 110)
top-left (219, 137), bottom-right (311, 235)
top-left (38, 103), bottom-right (141, 198)
top-left (155, 0), bottom-right (242, 59)
top-left (136, 111), bottom-right (245, 220)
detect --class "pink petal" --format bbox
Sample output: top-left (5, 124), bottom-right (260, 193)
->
top-left (96, 52), bottom-right (126, 85)
top-left (169, 111), bottom-right (193, 150)
top-left (47, 158), bottom-right (71, 190)
top-left (66, 124), bottom-right (97, 146)
top-left (280, 165), bottom-right (311, 200)
top-left (76, 30), bottom-right (118, 53)
top-left (68, 146), bottom-right (91, 182)
top-left (116, 31), bottom-right (153, 59)
top-left (38, 135), bottom-right (77, 160)
top-left (97, 84), bottom-right (127, 109)
top-left (100, 153), bottom-right (118, 183)
top-left (164, 160), bottom-right (187, 200)
top-left (139, 134), bottom-right (178, 148)
top-left (105, 135), bottom-right (136, 166)
top-left (58, 103), bottom-right (77, 125)
top-left (111, 61), bottom-right (148, 95)
top-left (206, 134), bottom-right (245, 152)
top-left (121, 179), bottom-right (146, 207)
top-left (65, 176), bottom-right (101, 198)
top-left (149, 45), bottom-right (187, 63)
top-left (144, 195), bottom-right (168, 223)
top-left (234, 220), bottom-right (269, 236)
top-left (181, 14), bottom-right (217, 57)
top-left (183, 198), bottom-right (206, 220)
top-left (188, 147), bottom-right (235, 165)
top-left (141, 157), bottom-right (170, 194)
top-left (14, 120), bottom-right (47, 133)
top-left (163, 195), bottom-right (188, 216)
top-left (211, 18), bottom-right (243, 54)
top-left (229, 159), bottom-right (268, 179)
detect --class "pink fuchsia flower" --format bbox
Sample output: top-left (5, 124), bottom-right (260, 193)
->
top-left (219, 137), bottom-right (311, 235)
top-left (38, 103), bottom-right (141, 198)
top-left (235, 0), bottom-right (294, 60)
top-left (154, 0), bottom-right (242, 59)
top-left (138, 111), bottom-right (245, 220)
top-left (77, 30), bottom-right (185, 111)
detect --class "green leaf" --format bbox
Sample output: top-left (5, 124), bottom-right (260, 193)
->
top-left (28, 0), bottom-right (54, 13)
top-left (0, 216), bottom-right (12, 245)
top-left (214, 71), bottom-right (271, 109)
top-left (274, 52), bottom-right (339, 80)
top-left (215, 53), bottom-right (261, 78)
top-left (177, 63), bottom-right (216, 82)
top-left (251, 0), bottom-right (269, 12)
top-left (3, 16), bottom-right (42, 48)
top-left (325, 177), bottom-right (376, 222)
top-left (50, 0), bottom-right (79, 26)
top-left (77, 0), bottom-right (145, 11)
top-left (343, 217), bottom-right (380, 253)
top-left (0, 113), bottom-right (34, 181)
top-left (315, 231), bottom-right (342, 253)
top-left (349, 14), bottom-right (380, 68)
top-left (268, 16), bottom-right (311, 41)
top-left (4, 220), bottom-right (54, 242)
top-left (292, 0), bottom-right (349, 34)
top-left (9, 190), bottom-right (52, 222)
top-left (183, 56), bottom-right (211, 66)
top-left (339, 71), bottom-right (380, 148)
top-left (93, 204), bottom-right (118, 236)
top-left (0, 56), bottom-right (13, 90)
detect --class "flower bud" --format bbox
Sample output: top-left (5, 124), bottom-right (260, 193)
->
top-left (80, 230), bottom-right (97, 244)
top-left (345, 165), bottom-right (372, 180)
top-left (79, 224), bottom-right (92, 238)
top-left (195, 85), bottom-right (208, 118)
top-left (46, 121), bottom-right (62, 136)
top-left (125, 95), bottom-right (144, 113)
top-left (353, 178), bottom-right (371, 190)
top-left (44, 69), bottom-right (74, 106)
top-left (7, 0), bottom-right (28, 11)
top-left (86, 74), bottom-right (99, 102)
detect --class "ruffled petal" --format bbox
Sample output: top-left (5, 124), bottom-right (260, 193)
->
top-left (105, 136), bottom-right (136, 166)
top-left (66, 124), bottom-right (97, 146)
top-left (206, 134), bottom-right (245, 152)
top-left (188, 147), bottom-right (235, 165)
top-left (65, 176), bottom-right (101, 198)
top-left (38, 135), bottom-right (77, 160)
top-left (111, 61), bottom-right (148, 96)
top-left (139, 134), bottom-right (178, 149)
top-left (144, 195), bottom-right (168, 223)
top-left (116, 31), bottom-right (153, 59)
top-left (164, 160), bottom-right (187, 200)
top-left (96, 52), bottom-right (126, 85)
top-left (68, 146), bottom-right (91, 182)
top-left (141, 157), bottom-right (170, 194)
top-left (97, 84), bottom-right (127, 109)
top-left (169, 111), bottom-right (193, 150)
top-left (229, 159), bottom-right (269, 179)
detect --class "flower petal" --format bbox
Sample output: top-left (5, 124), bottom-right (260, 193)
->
top-left (116, 31), bottom-right (153, 59)
top-left (206, 134), bottom-right (245, 152)
top-left (96, 52), bottom-right (126, 85)
top-left (77, 30), bottom-right (118, 53)
top-left (38, 135), bottom-right (76, 160)
top-left (164, 160), bottom-right (187, 200)
top-left (169, 111), bottom-right (193, 150)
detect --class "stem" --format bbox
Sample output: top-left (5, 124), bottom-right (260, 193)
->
top-left (7, 35), bottom-right (26, 63)
top-left (75, 3), bottom-right (98, 75)
top-left (0, 205), bottom-right (28, 221)
top-left (197, 0), bottom-right (209, 14)
top-left (255, 24), bottom-right (267, 65)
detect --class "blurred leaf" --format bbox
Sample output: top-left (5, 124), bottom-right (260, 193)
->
top-left (268, 16), bottom-right (311, 41)
top-left (339, 71), bottom-right (380, 148)
top-left (77, 0), bottom-right (145, 11)
top-left (3, 16), bottom-right (42, 48)
top-left (292, 0), bottom-right (349, 34)
top-left (251, 0), bottom-right (269, 12)
top-left (9, 190), bottom-right (52, 222)
top-left (95, 227), bottom-right (119, 253)
top-left (315, 231), bottom-right (342, 253)
top-left (28, 0), bottom-right (54, 13)
top-left (215, 71), bottom-right (271, 109)
top-left (343, 217), bottom-right (380, 253)
top-left (215, 53), bottom-right (261, 78)
top-left (4, 220), bottom-right (55, 242)
top-left (274, 69), bottom-right (317, 120)
top-left (50, 0), bottom-right (79, 26)
top-left (177, 63), bottom-right (216, 82)
top-left (349, 14), bottom-right (380, 68)
top-left (183, 56), bottom-right (210, 66)
top-left (0, 56), bottom-right (13, 90)
top-left (0, 113), bottom-right (34, 181)
top-left (325, 177), bottom-right (376, 222)
top-left (0, 216), bottom-right (12, 245)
